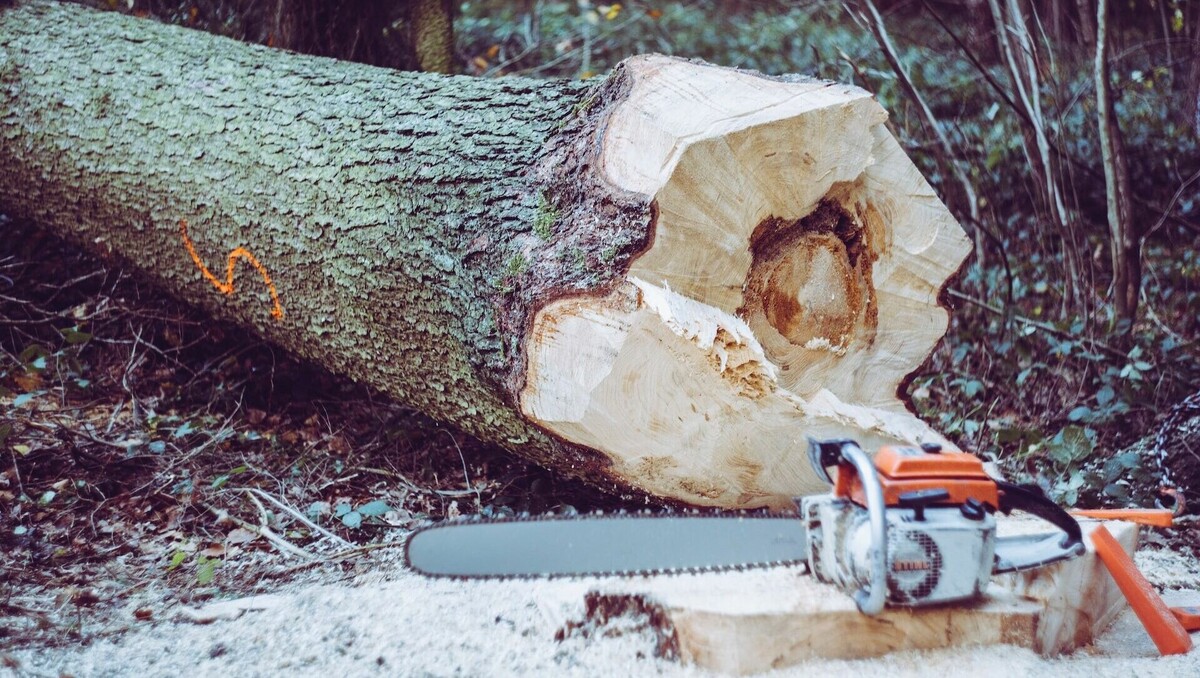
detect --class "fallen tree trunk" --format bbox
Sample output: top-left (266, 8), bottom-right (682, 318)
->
top-left (0, 1), bottom-right (971, 508)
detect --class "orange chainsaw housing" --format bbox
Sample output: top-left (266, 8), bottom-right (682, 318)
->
top-left (834, 445), bottom-right (1000, 510)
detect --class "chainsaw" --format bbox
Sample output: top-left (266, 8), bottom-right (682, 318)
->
top-left (405, 439), bottom-right (1086, 615)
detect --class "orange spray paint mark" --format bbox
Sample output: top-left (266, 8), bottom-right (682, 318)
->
top-left (179, 219), bottom-right (284, 320)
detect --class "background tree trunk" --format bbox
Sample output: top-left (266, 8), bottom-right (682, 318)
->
top-left (1094, 0), bottom-right (1139, 323)
top-left (263, 0), bottom-right (456, 74)
top-left (406, 0), bottom-right (455, 74)
top-left (0, 1), bottom-right (970, 508)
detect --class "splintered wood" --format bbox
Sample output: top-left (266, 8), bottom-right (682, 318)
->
top-left (520, 56), bottom-right (972, 508)
top-left (572, 520), bottom-right (1139, 674)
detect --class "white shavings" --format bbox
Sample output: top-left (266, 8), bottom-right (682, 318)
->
top-left (790, 388), bottom-right (956, 451)
top-left (803, 336), bottom-right (850, 355)
top-left (630, 277), bottom-right (777, 383)
top-left (15, 541), bottom-right (1199, 677)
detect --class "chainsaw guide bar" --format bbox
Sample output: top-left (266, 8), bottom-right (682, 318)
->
top-left (404, 511), bottom-right (808, 580)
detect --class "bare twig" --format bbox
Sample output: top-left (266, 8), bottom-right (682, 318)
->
top-left (1095, 0), bottom-right (1138, 321)
top-left (244, 490), bottom-right (272, 525)
top-left (127, 412), bottom-right (238, 496)
top-left (351, 466), bottom-right (482, 498)
top-left (104, 399), bottom-right (125, 435)
top-left (239, 487), bottom-right (352, 547)
top-left (7, 448), bottom-right (25, 498)
top-left (206, 504), bottom-right (316, 561)
top-left (28, 418), bottom-right (140, 451)
top-left (1141, 166), bottom-right (1200, 245)
top-left (261, 541), bottom-right (405, 580)
top-left (845, 0), bottom-right (988, 269)
top-left (438, 429), bottom-right (482, 505)
top-left (946, 288), bottom-right (1128, 360)
top-left (921, 0), bottom-right (1199, 240)
top-left (120, 326), bottom-right (147, 426)
top-left (986, 0), bottom-right (1084, 309)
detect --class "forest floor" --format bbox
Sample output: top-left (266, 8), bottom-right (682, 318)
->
top-left (3, 226), bottom-right (1200, 676)
top-left (2, 523), bottom-right (1199, 677)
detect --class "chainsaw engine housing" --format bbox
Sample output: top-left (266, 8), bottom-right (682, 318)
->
top-left (801, 495), bottom-right (996, 606)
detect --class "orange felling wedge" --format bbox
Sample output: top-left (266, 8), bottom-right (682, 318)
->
top-left (1071, 509), bottom-right (1176, 528)
top-left (1091, 525), bottom-right (1192, 656)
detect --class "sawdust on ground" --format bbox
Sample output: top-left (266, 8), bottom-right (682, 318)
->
top-left (6, 540), bottom-right (1200, 678)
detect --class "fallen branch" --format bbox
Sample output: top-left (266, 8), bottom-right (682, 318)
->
top-left (350, 466), bottom-right (484, 498)
top-left (205, 504), bottom-right (316, 561)
top-left (239, 487), bottom-right (353, 547)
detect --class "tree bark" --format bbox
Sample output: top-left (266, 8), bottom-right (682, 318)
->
top-left (0, 1), bottom-right (970, 508)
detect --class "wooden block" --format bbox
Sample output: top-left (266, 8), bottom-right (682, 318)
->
top-left (992, 519), bottom-right (1138, 655)
top-left (575, 519), bottom-right (1138, 674)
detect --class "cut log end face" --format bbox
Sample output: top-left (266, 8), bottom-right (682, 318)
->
top-left (521, 56), bottom-right (972, 508)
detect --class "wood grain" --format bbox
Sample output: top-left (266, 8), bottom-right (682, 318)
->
top-left (575, 519), bottom-right (1139, 673)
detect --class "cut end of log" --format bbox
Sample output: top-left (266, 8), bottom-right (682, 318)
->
top-left (521, 56), bottom-right (971, 508)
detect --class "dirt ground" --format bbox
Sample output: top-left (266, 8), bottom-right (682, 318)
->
top-left (4, 219), bottom-right (1200, 678)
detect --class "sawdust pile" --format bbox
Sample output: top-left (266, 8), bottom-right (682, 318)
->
top-left (7, 542), bottom-right (1199, 677)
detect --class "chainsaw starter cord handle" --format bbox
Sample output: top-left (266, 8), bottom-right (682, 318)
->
top-left (996, 481), bottom-right (1084, 547)
top-left (839, 441), bottom-right (888, 617)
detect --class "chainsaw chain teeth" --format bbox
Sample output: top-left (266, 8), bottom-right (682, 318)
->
top-left (403, 509), bottom-right (808, 581)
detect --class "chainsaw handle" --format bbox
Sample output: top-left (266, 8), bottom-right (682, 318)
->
top-left (838, 441), bottom-right (888, 617)
top-left (996, 481), bottom-right (1084, 547)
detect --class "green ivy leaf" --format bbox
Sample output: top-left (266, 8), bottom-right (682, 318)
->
top-left (1103, 451), bottom-right (1141, 482)
top-left (1104, 483), bottom-right (1131, 502)
top-left (12, 391), bottom-right (44, 407)
top-left (60, 327), bottom-right (93, 345)
top-left (18, 344), bottom-right (48, 365)
top-left (167, 551), bottom-right (188, 571)
top-left (196, 558), bottom-right (219, 585)
top-left (961, 380), bottom-right (985, 397)
top-left (962, 419), bottom-right (980, 437)
top-left (357, 500), bottom-right (391, 517)
top-left (1048, 426), bottom-right (1095, 465)
top-left (173, 421), bottom-right (195, 439)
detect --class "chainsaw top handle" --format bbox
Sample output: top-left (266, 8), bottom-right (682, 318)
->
top-left (996, 481), bottom-right (1084, 548)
